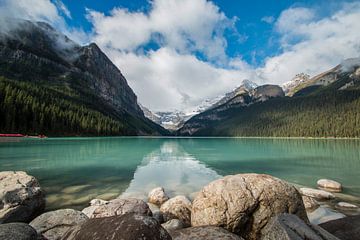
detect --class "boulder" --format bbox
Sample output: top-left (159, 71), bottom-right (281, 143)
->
top-left (0, 222), bottom-right (38, 240)
top-left (191, 174), bottom-right (308, 240)
top-left (62, 213), bottom-right (172, 240)
top-left (171, 226), bottom-right (244, 240)
top-left (261, 214), bottom-right (339, 240)
top-left (302, 196), bottom-right (319, 211)
top-left (82, 198), bottom-right (151, 218)
top-left (148, 202), bottom-right (164, 223)
top-left (317, 179), bottom-right (342, 192)
top-left (320, 215), bottom-right (360, 240)
top-left (299, 188), bottom-right (335, 200)
top-left (335, 202), bottom-right (359, 210)
top-left (161, 219), bottom-right (185, 233)
top-left (148, 187), bottom-right (169, 206)
top-left (30, 209), bottom-right (88, 240)
top-left (0, 171), bottom-right (45, 223)
top-left (160, 195), bottom-right (192, 226)
top-left (307, 206), bottom-right (345, 225)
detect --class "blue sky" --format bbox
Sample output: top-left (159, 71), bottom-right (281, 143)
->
top-left (59, 0), bottom-right (352, 66)
top-left (1, 0), bottom-right (360, 111)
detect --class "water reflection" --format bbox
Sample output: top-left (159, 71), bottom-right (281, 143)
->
top-left (120, 141), bottom-right (221, 200)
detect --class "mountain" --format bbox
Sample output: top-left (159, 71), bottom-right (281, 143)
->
top-left (0, 19), bottom-right (168, 136)
top-left (178, 60), bottom-right (360, 137)
top-left (282, 73), bottom-right (310, 96)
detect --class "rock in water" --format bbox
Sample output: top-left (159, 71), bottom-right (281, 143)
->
top-left (160, 196), bottom-right (192, 226)
top-left (191, 174), bottom-right (307, 240)
top-left (261, 214), bottom-right (340, 240)
top-left (320, 215), bottom-right (360, 240)
top-left (82, 198), bottom-right (151, 218)
top-left (171, 226), bottom-right (244, 240)
top-left (30, 209), bottom-right (88, 240)
top-left (148, 202), bottom-right (164, 223)
top-left (0, 171), bottom-right (45, 223)
top-left (335, 202), bottom-right (359, 210)
top-left (299, 188), bottom-right (335, 200)
top-left (62, 213), bottom-right (172, 240)
top-left (0, 223), bottom-right (38, 240)
top-left (317, 179), bottom-right (342, 192)
top-left (148, 187), bottom-right (169, 206)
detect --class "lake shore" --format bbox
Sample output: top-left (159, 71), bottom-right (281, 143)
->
top-left (1, 171), bottom-right (359, 239)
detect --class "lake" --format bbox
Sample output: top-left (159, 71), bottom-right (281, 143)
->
top-left (0, 137), bottom-right (360, 210)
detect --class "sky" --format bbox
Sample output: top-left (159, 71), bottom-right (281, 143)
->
top-left (1, 0), bottom-right (360, 112)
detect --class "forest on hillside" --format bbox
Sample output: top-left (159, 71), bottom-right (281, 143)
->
top-left (0, 77), bottom-right (158, 136)
top-left (190, 89), bottom-right (360, 138)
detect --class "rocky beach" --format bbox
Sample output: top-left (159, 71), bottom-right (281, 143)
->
top-left (0, 171), bottom-right (359, 240)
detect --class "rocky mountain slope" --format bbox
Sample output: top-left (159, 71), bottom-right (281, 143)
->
top-left (0, 19), bottom-right (168, 136)
top-left (178, 60), bottom-right (360, 137)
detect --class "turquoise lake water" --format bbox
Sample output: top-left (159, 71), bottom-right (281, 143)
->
top-left (0, 137), bottom-right (360, 210)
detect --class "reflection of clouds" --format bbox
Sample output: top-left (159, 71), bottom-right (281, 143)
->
top-left (120, 141), bottom-right (221, 200)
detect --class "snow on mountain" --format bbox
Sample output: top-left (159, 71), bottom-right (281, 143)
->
top-left (282, 73), bottom-right (310, 95)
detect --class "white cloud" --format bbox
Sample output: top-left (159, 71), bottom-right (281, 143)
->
top-left (258, 3), bottom-right (360, 85)
top-left (87, 0), bottom-right (236, 62)
top-left (0, 0), bottom-right (88, 44)
top-left (261, 16), bottom-right (275, 24)
top-left (88, 1), bottom-right (360, 112)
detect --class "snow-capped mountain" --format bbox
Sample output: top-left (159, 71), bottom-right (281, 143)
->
top-left (282, 73), bottom-right (310, 95)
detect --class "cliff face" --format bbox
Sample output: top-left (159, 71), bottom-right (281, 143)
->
top-left (0, 20), bottom-right (167, 136)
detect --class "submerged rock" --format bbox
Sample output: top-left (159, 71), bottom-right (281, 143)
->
top-left (307, 206), bottom-right (346, 225)
top-left (302, 196), bottom-right (319, 211)
top-left (191, 173), bottom-right (307, 240)
top-left (261, 214), bottom-right (339, 240)
top-left (335, 202), bottom-right (359, 210)
top-left (89, 199), bottom-right (108, 206)
top-left (0, 171), bottom-right (45, 223)
top-left (320, 215), bottom-right (360, 240)
top-left (82, 198), bottom-right (151, 218)
top-left (62, 213), bottom-right (171, 240)
top-left (0, 222), bottom-right (38, 240)
top-left (171, 226), bottom-right (244, 240)
top-left (30, 209), bottom-right (88, 240)
top-left (317, 179), bottom-right (342, 192)
top-left (161, 219), bottom-right (185, 233)
top-left (299, 188), bottom-right (335, 200)
top-left (148, 187), bottom-right (169, 206)
top-left (160, 195), bottom-right (192, 226)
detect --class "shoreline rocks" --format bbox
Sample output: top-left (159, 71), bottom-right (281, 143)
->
top-left (148, 187), bottom-right (169, 206)
top-left (320, 215), bottom-right (360, 240)
top-left (0, 171), bottom-right (45, 223)
top-left (62, 213), bottom-right (172, 240)
top-left (302, 196), bottom-right (319, 211)
top-left (82, 198), bottom-right (151, 219)
top-left (0, 223), bottom-right (38, 240)
top-left (299, 187), bottom-right (335, 200)
top-left (30, 209), bottom-right (88, 240)
top-left (160, 195), bottom-right (192, 227)
top-left (317, 179), bottom-right (342, 193)
top-left (261, 213), bottom-right (339, 240)
top-left (171, 226), bottom-right (244, 240)
top-left (191, 173), bottom-right (308, 240)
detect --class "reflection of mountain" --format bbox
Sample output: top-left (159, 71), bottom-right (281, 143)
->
top-left (120, 141), bottom-right (221, 200)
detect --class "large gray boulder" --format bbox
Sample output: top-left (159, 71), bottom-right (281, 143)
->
top-left (82, 198), bottom-right (151, 218)
top-left (161, 219), bottom-right (185, 233)
top-left (30, 209), bottom-right (88, 240)
top-left (0, 171), bottom-right (45, 223)
top-left (320, 215), bottom-right (360, 240)
top-left (171, 226), bottom-right (244, 240)
top-left (160, 195), bottom-right (192, 226)
top-left (261, 214), bottom-right (339, 240)
top-left (62, 213), bottom-right (172, 240)
top-left (0, 222), bottom-right (38, 240)
top-left (191, 174), bottom-right (308, 240)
